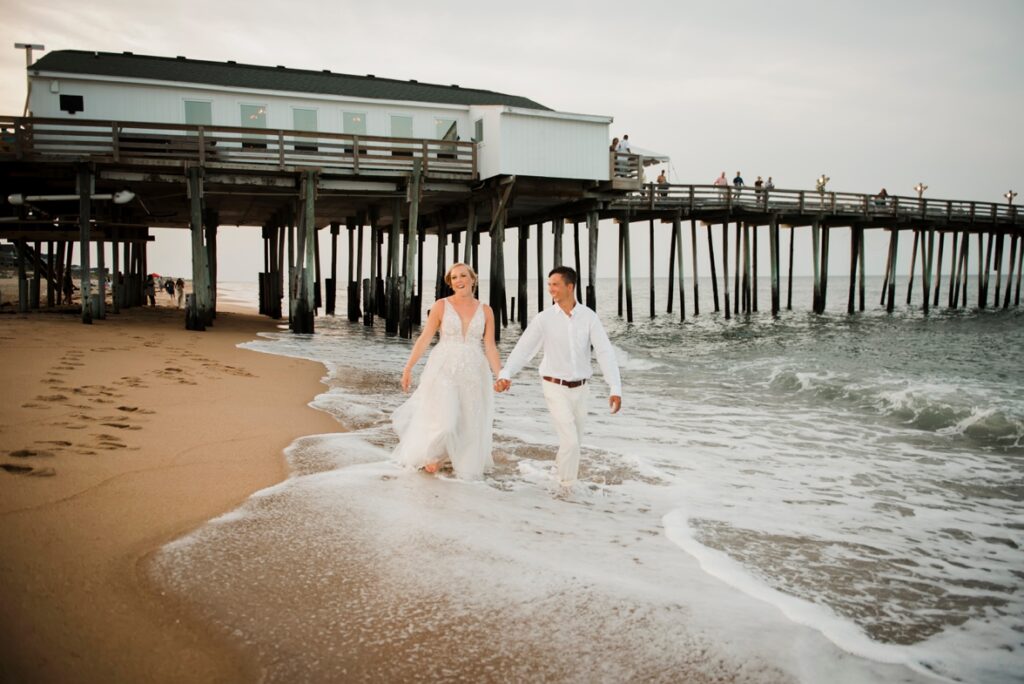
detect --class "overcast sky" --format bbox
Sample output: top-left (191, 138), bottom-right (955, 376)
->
top-left (2, 0), bottom-right (1022, 283)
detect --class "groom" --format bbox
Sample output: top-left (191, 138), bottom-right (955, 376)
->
top-left (495, 266), bottom-right (622, 487)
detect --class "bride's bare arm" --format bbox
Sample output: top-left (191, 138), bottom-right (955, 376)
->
top-left (401, 300), bottom-right (444, 392)
top-left (482, 306), bottom-right (502, 377)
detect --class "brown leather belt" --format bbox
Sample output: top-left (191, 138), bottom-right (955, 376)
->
top-left (543, 376), bottom-right (587, 388)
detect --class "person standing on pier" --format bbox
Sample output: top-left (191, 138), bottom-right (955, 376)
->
top-left (495, 266), bottom-right (622, 490)
top-left (733, 171), bottom-right (745, 197)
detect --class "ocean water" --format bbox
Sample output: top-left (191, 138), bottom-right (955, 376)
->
top-left (148, 277), bottom-right (1024, 683)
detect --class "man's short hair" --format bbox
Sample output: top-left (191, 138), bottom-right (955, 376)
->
top-left (548, 266), bottom-right (577, 288)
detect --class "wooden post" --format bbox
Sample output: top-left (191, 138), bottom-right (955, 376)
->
top-left (953, 231), bottom-right (968, 308)
top-left (490, 187), bottom-right (513, 338)
top-left (617, 222), bottom-right (624, 317)
top-left (187, 166), bottom-right (208, 329)
top-left (811, 221), bottom-right (821, 314)
top-left (78, 165), bottom-right (93, 324)
top-left (733, 223), bottom-right (741, 315)
top-left (947, 232), bottom-right (960, 308)
top-left (979, 232), bottom-right (991, 309)
top-left (906, 230), bottom-right (919, 305)
top-left (365, 215), bottom-right (376, 325)
top-left (1002, 234), bottom-right (1018, 309)
top-left (553, 217), bottom-right (564, 268)
top-left (820, 224), bottom-right (830, 313)
top-left (109, 234), bottom-right (118, 314)
top-left (15, 241), bottom-right (28, 313)
top-left (401, 160), bottom-right (421, 338)
top-left (706, 224), bottom-right (719, 312)
top-left (741, 223), bottom-right (750, 313)
top-left (536, 221), bottom-right (544, 313)
top-left (933, 232), bottom-right (945, 307)
top-left (205, 211), bottom-right (219, 318)
top-left (1014, 235), bottom-right (1023, 306)
top-left (386, 200), bottom-right (401, 336)
top-left (722, 223), bottom-right (731, 320)
top-left (691, 220), bottom-right (701, 316)
top-left (623, 216), bottom-right (634, 323)
top-left (573, 220), bottom-right (582, 303)
top-left (787, 226), bottom-right (795, 311)
top-left (770, 216), bottom-right (780, 316)
top-left (924, 228), bottom-right (935, 313)
top-left (886, 228), bottom-right (899, 313)
top-left (752, 224), bottom-right (759, 312)
top-left (435, 214), bottom-right (448, 301)
top-left (327, 222), bottom-right (339, 315)
top-left (464, 202), bottom-right (476, 266)
top-left (649, 219), bottom-right (656, 319)
top-left (45, 241), bottom-right (55, 308)
top-left (298, 170), bottom-right (317, 333)
top-left (518, 223), bottom-right (529, 329)
top-left (667, 218), bottom-right (677, 314)
top-left (858, 226), bottom-right (866, 312)
top-left (96, 234), bottom-right (106, 319)
top-left (674, 214), bottom-right (685, 321)
top-left (586, 210), bottom-right (598, 310)
top-left (847, 226), bottom-right (858, 314)
top-left (991, 231), bottom-right (1007, 303)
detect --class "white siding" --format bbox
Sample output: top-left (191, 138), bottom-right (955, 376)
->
top-left (499, 112), bottom-right (609, 181)
top-left (28, 76), bottom-right (473, 139)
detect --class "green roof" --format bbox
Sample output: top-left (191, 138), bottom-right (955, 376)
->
top-left (30, 50), bottom-right (551, 111)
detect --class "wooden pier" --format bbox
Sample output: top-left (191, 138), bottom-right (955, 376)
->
top-left (2, 116), bottom-right (1021, 338)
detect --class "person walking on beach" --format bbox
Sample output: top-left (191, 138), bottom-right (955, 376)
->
top-left (496, 266), bottom-right (622, 490)
top-left (393, 263), bottom-right (502, 479)
top-left (175, 277), bottom-right (185, 308)
top-left (145, 276), bottom-right (156, 307)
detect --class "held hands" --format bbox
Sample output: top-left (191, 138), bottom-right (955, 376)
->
top-left (494, 378), bottom-right (511, 393)
top-left (609, 395), bottom-right (622, 414)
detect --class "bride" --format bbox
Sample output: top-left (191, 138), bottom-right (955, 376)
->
top-left (393, 262), bottom-right (502, 479)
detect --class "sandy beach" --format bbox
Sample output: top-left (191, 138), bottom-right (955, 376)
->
top-left (0, 301), bottom-right (337, 683)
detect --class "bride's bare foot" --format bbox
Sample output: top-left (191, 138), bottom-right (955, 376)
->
top-left (424, 461), bottom-right (440, 474)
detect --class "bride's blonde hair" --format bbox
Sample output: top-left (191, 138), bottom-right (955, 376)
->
top-left (444, 262), bottom-right (478, 288)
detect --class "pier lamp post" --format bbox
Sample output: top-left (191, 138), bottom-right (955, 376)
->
top-left (914, 182), bottom-right (928, 199)
top-left (14, 43), bottom-right (44, 116)
top-left (1005, 190), bottom-right (1018, 205)
top-left (815, 174), bottom-right (830, 193)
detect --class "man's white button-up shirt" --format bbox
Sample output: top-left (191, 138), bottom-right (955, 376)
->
top-left (499, 302), bottom-right (622, 397)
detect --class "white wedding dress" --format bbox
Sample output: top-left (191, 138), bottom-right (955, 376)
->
top-left (392, 298), bottom-right (494, 479)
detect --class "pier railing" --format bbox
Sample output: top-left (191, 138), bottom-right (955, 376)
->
top-left (0, 116), bottom-right (477, 179)
top-left (620, 183), bottom-right (1021, 225)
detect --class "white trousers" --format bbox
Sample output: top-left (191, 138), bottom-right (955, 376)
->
top-left (541, 380), bottom-right (590, 485)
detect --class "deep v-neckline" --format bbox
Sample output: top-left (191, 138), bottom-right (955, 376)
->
top-left (448, 298), bottom-right (481, 340)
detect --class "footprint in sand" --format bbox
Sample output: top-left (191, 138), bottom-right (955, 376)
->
top-left (1, 463), bottom-right (56, 476)
top-left (35, 394), bottom-right (69, 403)
top-left (101, 422), bottom-right (141, 431)
top-left (117, 405), bottom-right (155, 415)
top-left (9, 449), bottom-right (56, 459)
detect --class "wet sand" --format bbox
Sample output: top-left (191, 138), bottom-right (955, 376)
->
top-left (0, 302), bottom-right (337, 683)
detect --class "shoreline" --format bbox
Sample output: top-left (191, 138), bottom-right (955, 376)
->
top-left (0, 303), bottom-right (338, 683)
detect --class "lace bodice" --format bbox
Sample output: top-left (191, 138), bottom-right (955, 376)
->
top-left (439, 299), bottom-right (485, 346)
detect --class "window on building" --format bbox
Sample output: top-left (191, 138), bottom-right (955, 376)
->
top-left (343, 112), bottom-right (367, 136)
top-left (240, 104), bottom-right (267, 150)
top-left (390, 115), bottom-right (414, 157)
top-left (435, 118), bottom-right (457, 140)
top-left (184, 100), bottom-right (212, 126)
top-left (59, 94), bottom-right (84, 115)
top-left (390, 115), bottom-right (413, 138)
top-left (292, 108), bottom-right (317, 152)
top-left (474, 118), bottom-right (484, 143)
